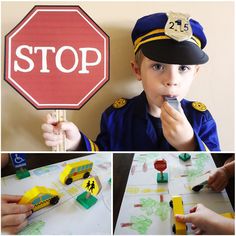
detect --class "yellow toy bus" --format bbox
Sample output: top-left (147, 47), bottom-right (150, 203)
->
top-left (60, 160), bottom-right (93, 185)
top-left (169, 195), bottom-right (187, 235)
top-left (19, 186), bottom-right (60, 212)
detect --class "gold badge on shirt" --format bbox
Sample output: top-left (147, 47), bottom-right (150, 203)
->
top-left (192, 101), bottom-right (207, 112)
top-left (113, 98), bottom-right (127, 109)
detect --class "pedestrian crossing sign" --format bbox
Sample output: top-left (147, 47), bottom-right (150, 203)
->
top-left (81, 176), bottom-right (102, 196)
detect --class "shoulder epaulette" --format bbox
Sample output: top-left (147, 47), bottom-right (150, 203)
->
top-left (192, 101), bottom-right (207, 112)
top-left (112, 98), bottom-right (127, 109)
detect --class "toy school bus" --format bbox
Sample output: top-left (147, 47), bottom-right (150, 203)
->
top-left (19, 186), bottom-right (60, 212)
top-left (60, 160), bottom-right (93, 185)
top-left (169, 196), bottom-right (187, 235)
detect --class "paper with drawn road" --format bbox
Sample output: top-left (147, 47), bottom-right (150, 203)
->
top-left (115, 153), bottom-right (234, 235)
top-left (1, 154), bottom-right (111, 235)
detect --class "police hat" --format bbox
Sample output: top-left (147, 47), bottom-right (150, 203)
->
top-left (131, 12), bottom-right (209, 65)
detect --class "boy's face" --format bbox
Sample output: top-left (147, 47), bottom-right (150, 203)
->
top-left (131, 55), bottom-right (199, 108)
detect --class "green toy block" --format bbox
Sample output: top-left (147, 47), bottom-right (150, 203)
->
top-left (157, 173), bottom-right (168, 183)
top-left (179, 153), bottom-right (191, 162)
top-left (16, 169), bottom-right (30, 179)
top-left (76, 191), bottom-right (97, 209)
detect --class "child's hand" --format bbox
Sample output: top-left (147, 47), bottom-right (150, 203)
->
top-left (1, 195), bottom-right (34, 234)
top-left (160, 101), bottom-right (195, 150)
top-left (207, 167), bottom-right (229, 192)
top-left (41, 113), bottom-right (82, 150)
top-left (175, 204), bottom-right (234, 235)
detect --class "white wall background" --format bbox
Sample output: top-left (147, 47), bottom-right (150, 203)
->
top-left (1, 1), bottom-right (234, 151)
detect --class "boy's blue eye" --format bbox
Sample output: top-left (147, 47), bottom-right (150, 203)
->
top-left (179, 65), bottom-right (190, 72)
top-left (152, 64), bottom-right (164, 71)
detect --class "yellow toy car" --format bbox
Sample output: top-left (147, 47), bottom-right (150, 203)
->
top-left (169, 195), bottom-right (187, 235)
top-left (19, 186), bottom-right (60, 212)
top-left (60, 160), bottom-right (93, 185)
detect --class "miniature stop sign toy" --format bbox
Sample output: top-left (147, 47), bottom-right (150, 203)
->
top-left (154, 159), bottom-right (167, 172)
top-left (154, 159), bottom-right (168, 183)
top-left (5, 5), bottom-right (109, 109)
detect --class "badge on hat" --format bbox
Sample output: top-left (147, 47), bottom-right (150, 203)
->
top-left (165, 12), bottom-right (192, 42)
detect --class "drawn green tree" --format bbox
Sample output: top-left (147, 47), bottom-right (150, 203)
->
top-left (18, 220), bottom-right (45, 235)
top-left (139, 198), bottom-right (169, 221)
top-left (155, 202), bottom-right (169, 221)
top-left (140, 198), bottom-right (157, 215)
top-left (130, 215), bottom-right (152, 234)
top-left (187, 153), bottom-right (209, 182)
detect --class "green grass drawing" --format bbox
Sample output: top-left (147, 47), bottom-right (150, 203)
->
top-left (18, 220), bottom-right (45, 235)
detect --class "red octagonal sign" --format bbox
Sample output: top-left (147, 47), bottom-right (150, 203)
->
top-left (5, 5), bottom-right (109, 109)
top-left (154, 159), bottom-right (167, 172)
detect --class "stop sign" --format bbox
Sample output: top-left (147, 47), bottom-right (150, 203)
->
top-left (154, 159), bottom-right (167, 172)
top-left (5, 5), bottom-right (109, 109)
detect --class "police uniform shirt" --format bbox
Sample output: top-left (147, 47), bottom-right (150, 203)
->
top-left (80, 91), bottom-right (220, 151)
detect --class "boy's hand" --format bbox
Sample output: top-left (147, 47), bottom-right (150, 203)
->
top-left (207, 167), bottom-right (229, 192)
top-left (160, 101), bottom-right (195, 150)
top-left (41, 113), bottom-right (82, 151)
top-left (1, 195), bottom-right (34, 234)
top-left (175, 204), bottom-right (234, 235)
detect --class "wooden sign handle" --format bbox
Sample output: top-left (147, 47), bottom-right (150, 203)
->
top-left (52, 110), bottom-right (66, 152)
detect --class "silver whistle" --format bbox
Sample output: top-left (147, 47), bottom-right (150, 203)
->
top-left (165, 96), bottom-right (180, 111)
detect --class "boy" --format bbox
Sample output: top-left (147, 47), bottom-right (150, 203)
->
top-left (42, 12), bottom-right (220, 151)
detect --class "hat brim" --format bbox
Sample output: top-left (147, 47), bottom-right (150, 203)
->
top-left (140, 40), bottom-right (209, 65)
